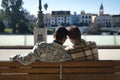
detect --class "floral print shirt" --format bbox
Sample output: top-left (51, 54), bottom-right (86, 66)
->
top-left (10, 42), bottom-right (72, 65)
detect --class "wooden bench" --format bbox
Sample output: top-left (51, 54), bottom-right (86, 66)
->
top-left (0, 61), bottom-right (120, 80)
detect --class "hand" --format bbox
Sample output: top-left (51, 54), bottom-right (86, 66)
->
top-left (10, 55), bottom-right (20, 61)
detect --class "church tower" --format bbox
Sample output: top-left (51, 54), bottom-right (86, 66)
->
top-left (99, 3), bottom-right (104, 16)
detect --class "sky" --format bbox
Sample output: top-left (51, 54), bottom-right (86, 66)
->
top-left (0, 0), bottom-right (120, 16)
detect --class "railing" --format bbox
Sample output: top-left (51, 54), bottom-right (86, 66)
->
top-left (0, 35), bottom-right (120, 46)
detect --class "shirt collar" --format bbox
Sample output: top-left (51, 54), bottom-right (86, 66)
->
top-left (53, 40), bottom-right (62, 45)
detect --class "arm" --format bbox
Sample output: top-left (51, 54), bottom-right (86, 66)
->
top-left (10, 44), bottom-right (40, 65)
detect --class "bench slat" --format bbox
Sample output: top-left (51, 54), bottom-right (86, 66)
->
top-left (0, 68), bottom-right (114, 74)
top-left (63, 61), bottom-right (113, 67)
top-left (1, 74), bottom-right (115, 80)
top-left (0, 61), bottom-right (113, 67)
top-left (0, 68), bottom-right (59, 73)
top-left (0, 62), bottom-right (60, 67)
top-left (0, 61), bottom-right (119, 80)
top-left (63, 68), bottom-right (114, 74)
top-left (63, 74), bottom-right (115, 80)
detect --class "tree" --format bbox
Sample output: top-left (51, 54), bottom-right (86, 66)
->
top-left (44, 3), bottom-right (48, 11)
top-left (0, 10), bottom-right (5, 33)
top-left (1, 0), bottom-right (31, 34)
top-left (0, 21), bottom-right (5, 33)
top-left (23, 10), bottom-right (37, 34)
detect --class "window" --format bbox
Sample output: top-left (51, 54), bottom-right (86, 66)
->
top-left (82, 16), bottom-right (84, 19)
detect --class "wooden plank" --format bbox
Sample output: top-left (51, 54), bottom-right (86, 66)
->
top-left (63, 74), bottom-right (115, 80)
top-left (0, 61), bottom-right (119, 80)
top-left (27, 74), bottom-right (59, 80)
top-left (0, 61), bottom-right (24, 67)
top-left (1, 74), bottom-right (60, 80)
top-left (1, 74), bottom-right (115, 80)
top-left (0, 61), bottom-right (114, 67)
top-left (29, 62), bottom-right (60, 67)
top-left (1, 75), bottom-right (27, 80)
top-left (0, 67), bottom-right (114, 74)
top-left (62, 61), bottom-right (113, 67)
top-left (0, 68), bottom-right (60, 73)
top-left (113, 61), bottom-right (120, 66)
top-left (62, 68), bottom-right (114, 74)
top-left (114, 66), bottom-right (120, 72)
top-left (116, 74), bottom-right (120, 80)
top-left (113, 61), bottom-right (120, 78)
top-left (0, 61), bottom-right (60, 67)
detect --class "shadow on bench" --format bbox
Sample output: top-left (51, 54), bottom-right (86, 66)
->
top-left (0, 61), bottom-right (120, 80)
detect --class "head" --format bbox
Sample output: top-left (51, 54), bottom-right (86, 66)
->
top-left (66, 26), bottom-right (81, 44)
top-left (53, 26), bottom-right (68, 44)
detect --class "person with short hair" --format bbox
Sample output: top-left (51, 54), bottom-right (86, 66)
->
top-left (10, 26), bottom-right (72, 65)
top-left (65, 26), bottom-right (98, 60)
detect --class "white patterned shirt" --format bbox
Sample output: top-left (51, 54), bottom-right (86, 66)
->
top-left (10, 42), bottom-right (72, 65)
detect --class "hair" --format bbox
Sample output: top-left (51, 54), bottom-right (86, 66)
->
top-left (66, 26), bottom-right (81, 42)
top-left (53, 26), bottom-right (68, 41)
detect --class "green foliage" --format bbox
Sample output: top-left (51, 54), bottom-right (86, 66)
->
top-left (0, 21), bottom-right (5, 33)
top-left (0, 10), bottom-right (5, 20)
top-left (44, 3), bottom-right (48, 11)
top-left (1, 0), bottom-right (36, 34)
top-left (4, 28), bottom-right (13, 33)
top-left (47, 28), bottom-right (55, 35)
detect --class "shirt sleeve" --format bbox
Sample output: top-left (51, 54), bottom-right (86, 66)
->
top-left (11, 44), bottom-right (40, 65)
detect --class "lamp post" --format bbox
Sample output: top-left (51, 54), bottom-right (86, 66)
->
top-left (37, 0), bottom-right (44, 28)
top-left (34, 0), bottom-right (47, 44)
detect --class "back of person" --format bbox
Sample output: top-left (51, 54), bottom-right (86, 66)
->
top-left (65, 39), bottom-right (98, 60)
top-left (10, 26), bottom-right (72, 65)
top-left (34, 42), bottom-right (71, 62)
top-left (66, 26), bottom-right (98, 61)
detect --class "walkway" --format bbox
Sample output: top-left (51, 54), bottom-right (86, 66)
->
top-left (0, 49), bottom-right (120, 61)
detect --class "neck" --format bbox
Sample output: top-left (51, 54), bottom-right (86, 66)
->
top-left (54, 40), bottom-right (63, 45)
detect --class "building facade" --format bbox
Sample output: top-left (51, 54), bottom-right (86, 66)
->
top-left (112, 15), bottom-right (120, 27)
top-left (80, 12), bottom-right (97, 26)
top-left (43, 13), bottom-right (51, 27)
top-left (51, 11), bottom-right (71, 26)
top-left (95, 15), bottom-right (113, 27)
top-left (70, 12), bottom-right (80, 25)
top-left (43, 4), bottom-right (120, 30)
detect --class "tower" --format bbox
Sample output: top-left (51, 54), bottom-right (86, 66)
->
top-left (99, 3), bottom-right (104, 16)
top-left (34, 0), bottom-right (47, 44)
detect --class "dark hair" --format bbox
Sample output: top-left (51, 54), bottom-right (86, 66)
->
top-left (67, 26), bottom-right (81, 42)
top-left (53, 26), bottom-right (68, 41)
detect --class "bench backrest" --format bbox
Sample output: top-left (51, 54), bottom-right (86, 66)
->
top-left (0, 61), bottom-right (120, 80)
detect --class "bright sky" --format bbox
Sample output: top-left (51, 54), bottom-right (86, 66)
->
top-left (0, 0), bottom-right (120, 16)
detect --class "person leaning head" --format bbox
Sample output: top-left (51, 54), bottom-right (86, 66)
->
top-left (53, 26), bottom-right (68, 43)
top-left (66, 26), bottom-right (81, 44)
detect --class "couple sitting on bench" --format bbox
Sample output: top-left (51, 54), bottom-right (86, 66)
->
top-left (10, 26), bottom-right (98, 65)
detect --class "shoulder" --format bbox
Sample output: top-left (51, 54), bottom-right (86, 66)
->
top-left (34, 42), bottom-right (50, 48)
top-left (84, 41), bottom-right (97, 47)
